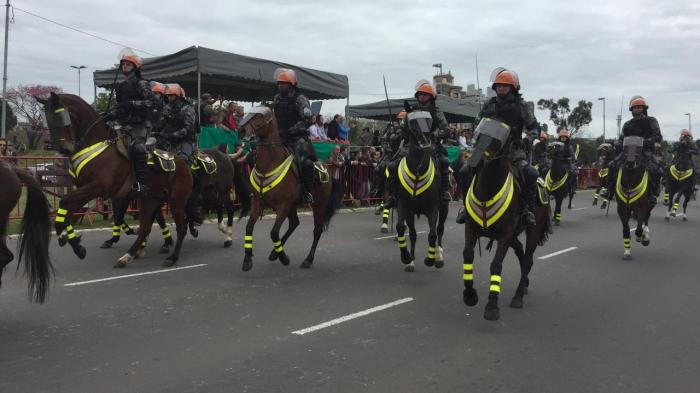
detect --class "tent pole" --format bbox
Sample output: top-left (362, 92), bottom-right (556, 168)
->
top-left (197, 70), bottom-right (201, 126)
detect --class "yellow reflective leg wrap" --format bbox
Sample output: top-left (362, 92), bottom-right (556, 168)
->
top-left (555, 213), bottom-right (561, 219)
top-left (244, 235), bottom-right (253, 249)
top-left (141, 240), bottom-right (147, 247)
top-left (112, 225), bottom-right (120, 236)
top-left (66, 225), bottom-right (76, 240)
top-left (397, 236), bottom-right (407, 249)
top-left (664, 192), bottom-right (669, 202)
top-left (427, 246), bottom-right (436, 259)
top-left (623, 237), bottom-right (631, 250)
top-left (383, 209), bottom-right (390, 219)
top-left (463, 263), bottom-right (473, 281)
top-left (673, 202), bottom-right (679, 210)
top-left (55, 208), bottom-right (67, 223)
top-left (594, 194), bottom-right (599, 198)
top-left (274, 240), bottom-right (284, 253)
top-left (162, 227), bottom-right (172, 239)
top-left (489, 275), bottom-right (502, 293)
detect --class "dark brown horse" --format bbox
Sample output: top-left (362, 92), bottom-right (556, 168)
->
top-left (615, 136), bottom-right (653, 260)
top-left (592, 143), bottom-right (614, 210)
top-left (0, 161), bottom-right (53, 303)
top-left (462, 118), bottom-right (551, 321)
top-left (238, 106), bottom-right (343, 271)
top-left (664, 139), bottom-right (694, 221)
top-left (37, 92), bottom-right (192, 268)
top-left (544, 142), bottom-right (575, 225)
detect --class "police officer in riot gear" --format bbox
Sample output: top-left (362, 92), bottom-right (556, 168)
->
top-left (532, 131), bottom-right (549, 177)
top-left (272, 68), bottom-right (315, 203)
top-left (602, 96), bottom-right (663, 203)
top-left (555, 129), bottom-right (578, 194)
top-left (455, 69), bottom-right (540, 226)
top-left (113, 48), bottom-right (160, 194)
top-left (373, 111), bottom-right (405, 204)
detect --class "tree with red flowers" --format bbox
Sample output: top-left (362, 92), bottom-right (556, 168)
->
top-left (6, 85), bottom-right (63, 150)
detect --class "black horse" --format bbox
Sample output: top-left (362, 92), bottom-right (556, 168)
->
top-left (393, 111), bottom-right (448, 272)
top-left (544, 142), bottom-right (575, 225)
top-left (665, 139), bottom-right (695, 221)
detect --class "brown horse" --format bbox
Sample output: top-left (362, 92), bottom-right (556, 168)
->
top-left (462, 118), bottom-right (551, 321)
top-left (37, 92), bottom-right (192, 268)
top-left (238, 106), bottom-right (343, 271)
top-left (0, 161), bottom-right (53, 303)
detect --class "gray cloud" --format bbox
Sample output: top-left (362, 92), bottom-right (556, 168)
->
top-left (7, 0), bottom-right (700, 139)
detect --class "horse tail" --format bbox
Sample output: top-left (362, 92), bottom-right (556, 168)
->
top-left (13, 166), bottom-right (53, 303)
top-left (322, 178), bottom-right (344, 231)
top-left (233, 163), bottom-right (251, 220)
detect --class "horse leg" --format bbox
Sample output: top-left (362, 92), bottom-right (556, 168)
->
top-left (54, 186), bottom-right (99, 259)
top-left (509, 237), bottom-right (529, 308)
top-left (101, 198), bottom-right (125, 248)
top-left (380, 207), bottom-right (390, 233)
top-left (407, 213), bottom-right (418, 272)
top-left (116, 198), bottom-right (159, 268)
top-left (395, 206), bottom-right (412, 271)
top-left (462, 229), bottom-right (479, 306)
top-left (681, 191), bottom-right (690, 221)
top-left (593, 184), bottom-right (600, 206)
top-left (665, 189), bottom-right (674, 219)
top-left (163, 193), bottom-right (189, 267)
top-left (671, 192), bottom-right (680, 217)
top-left (270, 207), bottom-right (291, 267)
top-left (619, 207), bottom-right (632, 260)
top-left (554, 195), bottom-right (562, 225)
top-left (424, 210), bottom-right (438, 268)
top-left (301, 205), bottom-right (324, 269)
top-left (567, 187), bottom-right (575, 209)
top-left (155, 207), bottom-right (173, 254)
top-left (270, 209), bottom-right (299, 261)
top-left (484, 239), bottom-right (511, 321)
top-left (435, 201), bottom-right (448, 268)
top-left (242, 200), bottom-right (261, 272)
top-left (223, 195), bottom-right (235, 247)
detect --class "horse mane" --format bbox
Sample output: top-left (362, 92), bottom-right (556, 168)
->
top-left (58, 93), bottom-right (107, 141)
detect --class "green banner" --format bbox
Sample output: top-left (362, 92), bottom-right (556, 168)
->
top-left (198, 127), bottom-right (241, 153)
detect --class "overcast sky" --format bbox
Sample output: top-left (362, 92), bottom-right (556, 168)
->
top-left (7, 0), bottom-right (700, 139)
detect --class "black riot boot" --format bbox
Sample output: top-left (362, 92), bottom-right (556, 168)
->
top-left (301, 159), bottom-right (315, 204)
top-left (131, 147), bottom-right (149, 195)
top-left (186, 174), bottom-right (204, 226)
top-left (455, 165), bottom-right (472, 224)
top-left (440, 165), bottom-right (452, 202)
top-left (522, 166), bottom-right (538, 227)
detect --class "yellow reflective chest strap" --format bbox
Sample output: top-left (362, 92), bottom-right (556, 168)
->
top-left (465, 171), bottom-right (515, 228)
top-left (249, 155), bottom-right (294, 194)
top-left (69, 141), bottom-right (111, 179)
top-left (397, 157), bottom-right (435, 197)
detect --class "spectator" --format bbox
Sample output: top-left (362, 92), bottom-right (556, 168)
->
top-left (215, 108), bottom-right (230, 130)
top-left (338, 117), bottom-right (351, 141)
top-left (309, 115), bottom-right (328, 140)
top-left (458, 130), bottom-right (469, 149)
top-left (234, 106), bottom-right (245, 126)
top-left (371, 129), bottom-right (382, 147)
top-left (327, 114), bottom-right (341, 140)
top-left (0, 137), bottom-right (9, 157)
top-left (327, 145), bottom-right (345, 181)
top-left (199, 93), bottom-right (216, 127)
top-left (225, 102), bottom-right (239, 130)
top-left (357, 127), bottom-right (374, 146)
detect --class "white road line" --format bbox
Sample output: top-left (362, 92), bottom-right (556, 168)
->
top-left (572, 207), bottom-right (588, 211)
top-left (63, 264), bottom-right (208, 287)
top-left (538, 247), bottom-right (578, 260)
top-left (374, 230), bottom-right (426, 240)
top-left (292, 297), bottom-right (414, 336)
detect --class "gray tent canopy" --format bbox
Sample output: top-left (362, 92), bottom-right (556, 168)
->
top-left (93, 46), bottom-right (349, 101)
top-left (347, 94), bottom-right (480, 124)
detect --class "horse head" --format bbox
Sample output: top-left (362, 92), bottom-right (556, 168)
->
top-left (622, 136), bottom-right (644, 169)
top-left (239, 105), bottom-right (277, 142)
top-left (404, 110), bottom-right (433, 150)
top-left (468, 117), bottom-right (511, 168)
top-left (36, 92), bottom-right (102, 156)
top-left (547, 141), bottom-right (564, 156)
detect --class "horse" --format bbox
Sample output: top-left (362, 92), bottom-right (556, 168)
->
top-left (391, 111), bottom-right (448, 273)
top-left (37, 92), bottom-right (192, 268)
top-left (200, 147), bottom-right (251, 247)
top-left (0, 161), bottom-right (53, 303)
top-left (615, 136), bottom-right (653, 260)
top-left (592, 143), bottom-right (614, 210)
top-left (664, 139), bottom-right (695, 221)
top-left (238, 106), bottom-right (343, 271)
top-left (544, 142), bottom-right (575, 225)
top-left (462, 118), bottom-right (551, 321)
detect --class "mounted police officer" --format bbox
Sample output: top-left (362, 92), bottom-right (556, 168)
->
top-left (532, 131), bottom-right (549, 177)
top-left (555, 129), bottom-right (578, 194)
top-left (272, 68), bottom-right (315, 203)
top-left (456, 69), bottom-right (540, 226)
top-left (384, 80), bottom-right (451, 208)
top-left (149, 81), bottom-right (167, 135)
top-left (160, 83), bottom-right (201, 224)
top-left (671, 129), bottom-right (698, 189)
top-left (373, 111), bottom-right (405, 204)
top-left (112, 48), bottom-right (160, 194)
top-left (602, 96), bottom-right (663, 203)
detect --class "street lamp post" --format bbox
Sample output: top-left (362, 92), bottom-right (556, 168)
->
top-left (598, 97), bottom-right (606, 141)
top-left (685, 112), bottom-right (691, 132)
top-left (70, 65), bottom-right (86, 97)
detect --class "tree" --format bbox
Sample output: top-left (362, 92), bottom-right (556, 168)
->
top-left (0, 98), bottom-right (18, 133)
top-left (6, 85), bottom-right (63, 150)
top-left (93, 92), bottom-right (112, 113)
top-left (537, 97), bottom-right (593, 137)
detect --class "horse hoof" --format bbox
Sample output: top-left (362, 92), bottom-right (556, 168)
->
top-left (279, 252), bottom-right (291, 266)
top-left (58, 234), bottom-right (67, 247)
top-left (484, 308), bottom-right (500, 321)
top-left (509, 297), bottom-right (524, 309)
top-left (161, 258), bottom-right (177, 268)
top-left (300, 259), bottom-right (312, 269)
top-left (113, 260), bottom-right (127, 268)
top-left (242, 260), bottom-right (253, 272)
top-left (218, 223), bottom-right (227, 234)
top-left (554, 221), bottom-right (560, 226)
top-left (268, 250), bottom-right (279, 261)
top-left (434, 260), bottom-right (444, 269)
top-left (642, 240), bottom-right (650, 247)
top-left (463, 288), bottom-right (478, 307)
top-left (76, 246), bottom-right (87, 260)
top-left (623, 253), bottom-right (632, 260)
top-left (424, 257), bottom-right (435, 267)
top-left (404, 264), bottom-right (415, 273)
top-left (158, 246), bottom-right (170, 254)
top-left (523, 287), bottom-right (529, 295)
top-left (664, 216), bottom-right (670, 220)
top-left (100, 241), bottom-right (113, 249)
top-left (401, 253), bottom-right (412, 265)
top-left (190, 228), bottom-right (199, 238)
top-left (380, 227), bottom-right (388, 234)
top-left (224, 240), bottom-right (233, 248)
top-left (683, 216), bottom-right (688, 222)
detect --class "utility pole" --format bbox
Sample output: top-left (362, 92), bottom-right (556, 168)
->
top-left (685, 112), bottom-right (691, 132)
top-left (1, 0), bottom-right (10, 139)
top-left (598, 97), bottom-right (606, 141)
top-left (71, 65), bottom-right (86, 97)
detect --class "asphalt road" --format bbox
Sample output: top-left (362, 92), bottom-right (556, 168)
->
top-left (2, 190), bottom-right (699, 393)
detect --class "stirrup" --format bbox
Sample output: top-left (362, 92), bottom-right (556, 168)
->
top-left (522, 210), bottom-right (536, 226)
top-left (456, 206), bottom-right (467, 224)
top-left (302, 191), bottom-right (314, 204)
top-left (132, 182), bottom-right (148, 195)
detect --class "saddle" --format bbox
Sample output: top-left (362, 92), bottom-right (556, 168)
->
top-left (191, 151), bottom-right (217, 175)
